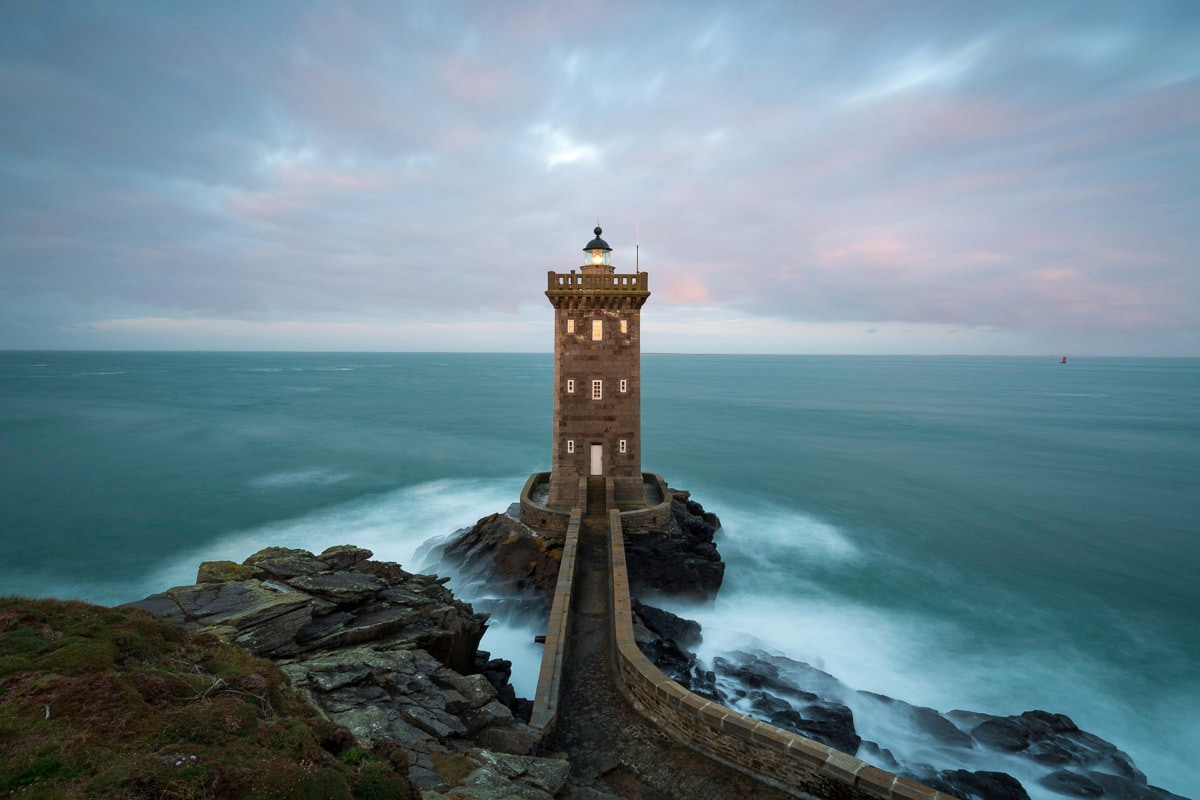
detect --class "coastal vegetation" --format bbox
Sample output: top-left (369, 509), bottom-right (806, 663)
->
top-left (0, 596), bottom-right (412, 799)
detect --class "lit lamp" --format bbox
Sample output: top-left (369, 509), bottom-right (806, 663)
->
top-left (582, 226), bottom-right (612, 271)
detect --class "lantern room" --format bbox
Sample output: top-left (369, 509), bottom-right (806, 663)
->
top-left (581, 226), bottom-right (613, 273)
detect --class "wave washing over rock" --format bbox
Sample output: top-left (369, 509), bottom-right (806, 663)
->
top-left (441, 489), bottom-right (1190, 800)
top-left (619, 532), bottom-right (1187, 799)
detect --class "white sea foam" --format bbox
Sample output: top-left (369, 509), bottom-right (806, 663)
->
top-left (657, 490), bottom-right (1198, 799)
top-left (126, 477), bottom-right (547, 695)
top-left (143, 477), bottom-right (519, 592)
top-left (247, 468), bottom-right (355, 490)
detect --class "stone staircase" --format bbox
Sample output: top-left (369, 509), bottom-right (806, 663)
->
top-left (586, 477), bottom-right (606, 518)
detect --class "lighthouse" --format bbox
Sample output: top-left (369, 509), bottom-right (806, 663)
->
top-left (544, 227), bottom-right (651, 508)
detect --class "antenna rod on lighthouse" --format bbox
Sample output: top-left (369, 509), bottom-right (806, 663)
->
top-left (636, 222), bottom-right (640, 273)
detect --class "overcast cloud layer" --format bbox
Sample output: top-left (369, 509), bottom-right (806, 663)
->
top-left (2, 1), bottom-right (1197, 354)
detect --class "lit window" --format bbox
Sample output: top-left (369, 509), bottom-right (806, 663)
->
top-left (567, 319), bottom-right (575, 333)
top-left (620, 319), bottom-right (628, 334)
top-left (619, 439), bottom-right (627, 453)
top-left (619, 379), bottom-right (627, 393)
top-left (567, 379), bottom-right (575, 393)
top-left (592, 380), bottom-right (602, 400)
top-left (567, 440), bottom-right (574, 454)
top-left (592, 320), bottom-right (603, 340)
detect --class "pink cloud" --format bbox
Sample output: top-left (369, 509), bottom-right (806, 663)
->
top-left (817, 237), bottom-right (918, 266)
top-left (659, 275), bottom-right (711, 305)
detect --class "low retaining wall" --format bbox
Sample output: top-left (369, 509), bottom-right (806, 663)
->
top-left (607, 509), bottom-right (960, 800)
top-left (519, 472), bottom-right (673, 532)
top-left (618, 472), bottom-right (673, 532)
top-left (529, 508), bottom-right (583, 735)
top-left (519, 473), bottom-right (570, 532)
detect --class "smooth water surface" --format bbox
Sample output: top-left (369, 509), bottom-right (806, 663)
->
top-left (1, 351), bottom-right (1196, 796)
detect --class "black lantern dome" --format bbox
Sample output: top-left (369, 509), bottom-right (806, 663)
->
top-left (583, 226), bottom-right (612, 268)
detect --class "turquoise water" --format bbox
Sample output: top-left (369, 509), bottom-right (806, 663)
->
top-left (1, 351), bottom-right (1196, 796)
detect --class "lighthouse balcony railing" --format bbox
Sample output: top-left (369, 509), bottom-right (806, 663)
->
top-left (546, 272), bottom-right (648, 293)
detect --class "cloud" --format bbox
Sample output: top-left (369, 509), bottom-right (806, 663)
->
top-left (529, 124), bottom-right (601, 169)
top-left (1, 0), bottom-right (1198, 354)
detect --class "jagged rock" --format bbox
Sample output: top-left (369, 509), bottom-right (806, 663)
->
top-left (571, 789), bottom-right (625, 800)
top-left (465, 749), bottom-right (570, 796)
top-left (196, 560), bottom-right (262, 583)
top-left (971, 710), bottom-right (1145, 782)
top-left (440, 491), bottom-right (725, 604)
top-left (244, 546), bottom-right (329, 578)
top-left (926, 769), bottom-right (1031, 800)
top-left (623, 492), bottom-right (725, 599)
top-left (441, 509), bottom-right (566, 600)
top-left (128, 545), bottom-right (539, 786)
top-left (286, 572), bottom-right (388, 603)
top-left (1040, 769), bottom-right (1105, 798)
top-left (711, 654), bottom-right (861, 754)
top-left (318, 544), bottom-right (374, 571)
top-left (862, 692), bottom-right (975, 749)
top-left (1075, 771), bottom-right (1190, 800)
top-left (478, 723), bottom-right (542, 756)
top-left (632, 599), bottom-right (702, 648)
top-left (858, 741), bottom-right (901, 772)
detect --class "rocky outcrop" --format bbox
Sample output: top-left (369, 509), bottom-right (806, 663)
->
top-left (127, 545), bottom-right (563, 793)
top-left (132, 545), bottom-right (485, 673)
top-left (630, 601), bottom-right (1186, 800)
top-left (440, 507), bottom-right (566, 603)
top-left (623, 491), bottom-right (724, 600)
top-left (440, 490), bottom-right (725, 605)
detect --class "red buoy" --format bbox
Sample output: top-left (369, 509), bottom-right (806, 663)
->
top-left (1061, 356), bottom-right (1068, 364)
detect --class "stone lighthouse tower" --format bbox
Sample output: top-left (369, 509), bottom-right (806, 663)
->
top-left (545, 227), bottom-right (650, 508)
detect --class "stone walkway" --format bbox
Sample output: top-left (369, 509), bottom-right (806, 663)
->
top-left (553, 519), bottom-right (797, 800)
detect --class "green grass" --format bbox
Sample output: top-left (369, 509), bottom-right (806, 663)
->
top-left (0, 596), bottom-right (414, 799)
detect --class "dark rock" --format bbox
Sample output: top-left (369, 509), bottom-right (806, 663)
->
top-left (971, 710), bottom-right (1145, 782)
top-left (131, 545), bottom-right (538, 780)
top-left (862, 691), bottom-right (975, 749)
top-left (973, 716), bottom-right (1035, 752)
top-left (858, 741), bottom-right (901, 772)
top-left (927, 769), bottom-right (1031, 800)
top-left (631, 599), bottom-right (702, 648)
top-left (1078, 770), bottom-right (1190, 800)
top-left (243, 546), bottom-right (329, 578)
top-left (196, 560), bottom-right (262, 583)
top-left (1040, 770), bottom-right (1104, 798)
top-left (439, 490), bottom-right (725, 604)
top-left (286, 572), bottom-right (387, 603)
top-left (767, 701), bottom-right (861, 755)
top-left (623, 493), bottom-right (725, 600)
top-left (318, 544), bottom-right (374, 571)
top-left (441, 511), bottom-right (566, 602)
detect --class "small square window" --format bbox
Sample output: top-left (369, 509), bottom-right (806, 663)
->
top-left (620, 319), bottom-right (628, 334)
top-left (591, 380), bottom-right (602, 400)
top-left (567, 379), bottom-right (575, 393)
top-left (567, 439), bottom-right (575, 453)
top-left (592, 320), bottom-right (603, 340)
top-left (619, 439), bottom-right (627, 453)
top-left (619, 379), bottom-right (628, 393)
top-left (567, 319), bottom-right (575, 333)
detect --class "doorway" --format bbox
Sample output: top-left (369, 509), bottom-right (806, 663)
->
top-left (590, 444), bottom-right (603, 476)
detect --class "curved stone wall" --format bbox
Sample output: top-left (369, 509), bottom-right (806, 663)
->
top-left (606, 509), bottom-right (960, 800)
top-left (519, 471), bottom-right (673, 533)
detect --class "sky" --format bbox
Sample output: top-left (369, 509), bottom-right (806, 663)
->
top-left (1, 1), bottom-right (1198, 355)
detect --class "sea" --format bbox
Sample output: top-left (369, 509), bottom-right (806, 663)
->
top-left (0, 351), bottom-right (1196, 798)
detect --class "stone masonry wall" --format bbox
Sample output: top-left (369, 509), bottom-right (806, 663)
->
top-left (529, 509), bottom-right (582, 737)
top-left (606, 509), bottom-right (962, 800)
top-left (548, 276), bottom-right (648, 506)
